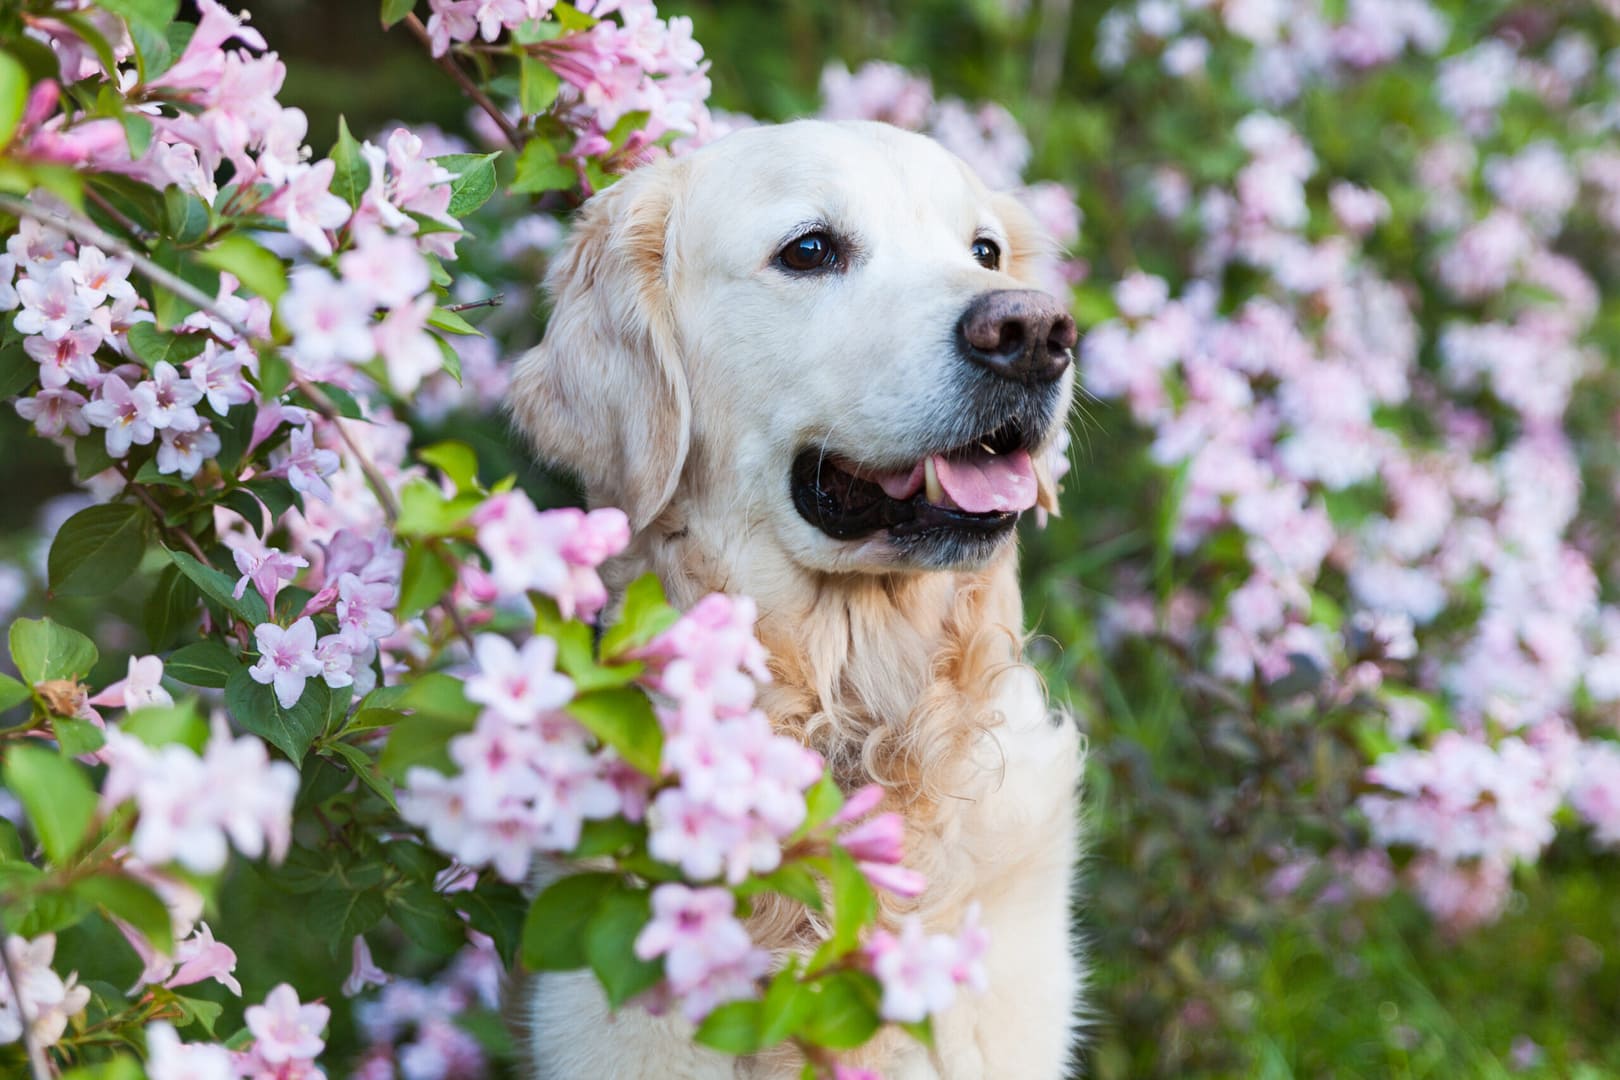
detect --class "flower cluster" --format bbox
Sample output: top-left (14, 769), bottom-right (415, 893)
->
top-left (398, 632), bottom-right (627, 881)
top-left (0, 934), bottom-right (90, 1050)
top-left (633, 884), bottom-right (771, 1023)
top-left (471, 493), bottom-right (629, 620)
top-left (101, 712), bottom-right (298, 874)
top-left (638, 594), bottom-right (824, 886)
top-left (351, 935), bottom-right (501, 1080)
top-left (864, 905), bottom-right (988, 1024)
top-left (141, 983), bottom-right (330, 1080)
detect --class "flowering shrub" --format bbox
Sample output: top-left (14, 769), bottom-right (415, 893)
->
top-left (0, 2), bottom-right (991, 1077)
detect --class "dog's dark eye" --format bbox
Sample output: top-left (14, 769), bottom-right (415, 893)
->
top-left (779, 232), bottom-right (837, 273)
top-left (971, 238), bottom-right (1001, 270)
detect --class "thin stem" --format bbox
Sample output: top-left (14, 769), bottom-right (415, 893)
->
top-left (402, 14), bottom-right (523, 149)
top-left (290, 375), bottom-right (402, 525)
top-left (0, 910), bottom-right (52, 1080)
top-left (123, 474), bottom-right (210, 563)
top-left (84, 187), bottom-right (153, 247)
top-left (445, 294), bottom-right (505, 313)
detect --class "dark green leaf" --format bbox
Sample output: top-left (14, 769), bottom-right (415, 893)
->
top-left (164, 185), bottom-right (209, 245)
top-left (521, 873), bottom-right (618, 971)
top-left (74, 432), bottom-right (115, 481)
top-left (457, 882), bottom-right (528, 967)
top-left (320, 740), bottom-right (397, 810)
top-left (585, 887), bottom-right (663, 1008)
top-left (75, 873), bottom-right (173, 954)
top-left (0, 339), bottom-right (33, 400)
top-left (10, 616), bottom-right (98, 684)
top-left (172, 994), bottom-right (223, 1037)
top-left (309, 885), bottom-right (387, 947)
top-left (224, 665), bottom-right (328, 763)
top-left (378, 712), bottom-right (473, 781)
top-left (391, 879), bottom-right (466, 955)
top-left (566, 688), bottom-right (663, 776)
top-left (166, 639), bottom-right (241, 688)
top-left (164, 547), bottom-right (268, 624)
top-left (3, 744), bottom-right (97, 863)
top-left (48, 502), bottom-right (146, 596)
top-left (144, 563), bottom-right (199, 650)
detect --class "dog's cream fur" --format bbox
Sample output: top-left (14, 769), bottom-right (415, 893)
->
top-left (508, 120), bottom-right (1084, 1079)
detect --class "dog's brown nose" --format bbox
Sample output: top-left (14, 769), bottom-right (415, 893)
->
top-left (958, 290), bottom-right (1077, 385)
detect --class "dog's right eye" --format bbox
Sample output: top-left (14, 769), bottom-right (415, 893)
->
top-left (778, 232), bottom-right (837, 273)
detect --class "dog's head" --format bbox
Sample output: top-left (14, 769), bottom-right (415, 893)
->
top-left (510, 120), bottom-right (1075, 579)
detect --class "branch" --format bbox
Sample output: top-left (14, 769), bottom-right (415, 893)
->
top-left (0, 194), bottom-right (256, 342)
top-left (123, 473), bottom-right (209, 563)
top-left (445, 294), bottom-right (505, 313)
top-left (0, 909), bottom-right (52, 1080)
top-left (402, 14), bottom-right (523, 150)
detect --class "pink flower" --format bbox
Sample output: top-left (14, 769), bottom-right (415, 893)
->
top-left (166, 922), bottom-right (241, 996)
top-left (81, 373), bottom-right (159, 457)
top-left (471, 494), bottom-right (628, 619)
top-left (279, 269), bottom-right (377, 375)
top-left (864, 910), bottom-right (986, 1023)
top-left (231, 540), bottom-right (309, 611)
top-left (156, 425), bottom-right (222, 480)
top-left (267, 425), bottom-right (341, 502)
top-left (188, 343), bottom-right (257, 415)
top-left (145, 1021), bottom-right (237, 1080)
top-left (263, 159), bottom-right (352, 256)
top-left (14, 388), bottom-right (90, 439)
top-left (244, 983), bottom-right (329, 1064)
top-left (72, 245), bottom-right (135, 305)
top-left (88, 654), bottom-right (174, 712)
top-left (373, 296), bottom-right (444, 396)
top-left (14, 264), bottom-right (94, 341)
top-left (25, 324), bottom-right (102, 388)
top-left (339, 229), bottom-right (431, 309)
top-left (336, 572), bottom-right (398, 650)
top-left (342, 936), bottom-right (389, 998)
top-left (249, 618), bottom-right (324, 708)
top-left (0, 932), bottom-right (90, 1048)
top-left (633, 884), bottom-right (770, 1023)
top-left (465, 634), bottom-right (575, 726)
top-left (315, 635), bottom-right (356, 690)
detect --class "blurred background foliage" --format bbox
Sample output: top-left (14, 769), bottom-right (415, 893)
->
top-left (7, 1), bottom-right (1620, 1077)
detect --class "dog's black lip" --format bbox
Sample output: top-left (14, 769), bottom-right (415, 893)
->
top-left (790, 417), bottom-right (1030, 542)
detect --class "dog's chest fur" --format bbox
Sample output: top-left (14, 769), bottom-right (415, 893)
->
top-left (520, 547), bottom-right (1084, 1079)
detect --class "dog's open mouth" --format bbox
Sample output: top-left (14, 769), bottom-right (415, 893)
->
top-left (791, 418), bottom-right (1037, 541)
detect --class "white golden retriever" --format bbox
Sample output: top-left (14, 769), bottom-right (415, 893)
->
top-left (508, 119), bottom-right (1084, 1079)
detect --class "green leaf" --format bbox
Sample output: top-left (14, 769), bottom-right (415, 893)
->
top-left (585, 887), bottom-right (663, 1008)
top-left (797, 972), bottom-right (882, 1050)
top-left (521, 873), bottom-right (618, 971)
top-left (10, 616), bottom-right (98, 685)
top-left (457, 881), bottom-right (529, 968)
top-left (400, 672), bottom-right (479, 722)
top-left (47, 503), bottom-right (146, 597)
top-left (396, 479), bottom-right (480, 537)
top-left (165, 639), bottom-right (241, 689)
top-left (434, 333), bottom-right (461, 382)
top-left (328, 116), bottom-right (371, 209)
top-left (0, 672), bottom-right (30, 712)
top-left (0, 339), bottom-right (33, 400)
top-left (380, 0), bottom-right (417, 27)
top-left (418, 441), bottom-right (479, 492)
top-left (520, 56), bottom-right (562, 115)
top-left (737, 863), bottom-right (824, 912)
top-left (97, 0), bottom-right (180, 32)
top-left (117, 112), bottom-right (154, 159)
top-left (172, 994), bottom-right (223, 1037)
top-left (74, 432), bottom-right (115, 481)
top-left (123, 701), bottom-right (207, 751)
top-left (75, 873), bottom-right (172, 954)
top-left (224, 665), bottom-right (328, 763)
top-left (398, 542), bottom-right (457, 620)
top-left (390, 879), bottom-right (466, 955)
top-left (0, 50), bottom-right (31, 149)
top-left (809, 848), bottom-right (876, 973)
top-left (309, 885), bottom-right (388, 946)
top-left (565, 688), bottom-right (664, 776)
top-left (52, 715), bottom-right (106, 757)
top-left (758, 964), bottom-right (815, 1048)
top-left (427, 306), bottom-right (481, 336)
top-left (144, 563), bottom-right (199, 649)
top-left (600, 573), bottom-right (679, 660)
top-left (694, 1000), bottom-right (764, 1055)
top-left (198, 233), bottom-right (287, 305)
top-left (799, 771), bottom-right (844, 836)
top-left (378, 712), bottom-right (473, 781)
top-left (552, 2), bottom-right (599, 32)
top-left (434, 152), bottom-right (501, 218)
top-left (510, 138), bottom-right (577, 196)
top-left (569, 816), bottom-right (642, 859)
top-left (164, 547), bottom-right (268, 625)
top-left (3, 744), bottom-right (97, 864)
top-left (320, 740), bottom-right (397, 811)
top-left (164, 186), bottom-right (210, 245)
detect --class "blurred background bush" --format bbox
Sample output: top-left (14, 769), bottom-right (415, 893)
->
top-left (6, 1), bottom-right (1620, 1077)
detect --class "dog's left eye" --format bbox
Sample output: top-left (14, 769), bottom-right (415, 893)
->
top-left (778, 232), bottom-right (838, 273)
top-left (971, 238), bottom-right (1001, 269)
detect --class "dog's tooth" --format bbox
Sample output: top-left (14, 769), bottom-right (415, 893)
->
top-left (980, 441), bottom-right (995, 455)
top-left (924, 457), bottom-right (944, 504)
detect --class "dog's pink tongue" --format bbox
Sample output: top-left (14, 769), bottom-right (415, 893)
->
top-left (876, 462), bottom-right (925, 501)
top-left (934, 449), bottom-right (1038, 513)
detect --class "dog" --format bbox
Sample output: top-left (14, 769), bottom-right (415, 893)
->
top-left (508, 119), bottom-right (1084, 1079)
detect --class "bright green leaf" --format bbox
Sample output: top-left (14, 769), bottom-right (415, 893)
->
top-left (380, 0), bottom-right (417, 27)
top-left (398, 542), bottom-right (457, 620)
top-left (694, 1000), bottom-right (764, 1055)
top-left (565, 688), bottom-right (663, 776)
top-left (798, 971), bottom-right (882, 1050)
top-left (434, 152), bottom-right (501, 218)
top-left (198, 233), bottom-right (288, 305)
top-left (328, 116), bottom-right (371, 209)
top-left (520, 56), bottom-right (562, 115)
top-left (97, 0), bottom-right (180, 32)
top-left (3, 744), bottom-right (97, 864)
top-left (427, 306), bottom-right (481, 336)
top-left (10, 616), bottom-right (98, 685)
top-left (0, 51), bottom-right (26, 149)
top-left (510, 138), bottom-right (577, 196)
top-left (418, 441), bottom-right (479, 492)
top-left (600, 573), bottom-right (679, 660)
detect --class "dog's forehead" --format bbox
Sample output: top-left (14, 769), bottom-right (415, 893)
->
top-left (678, 120), bottom-right (988, 241)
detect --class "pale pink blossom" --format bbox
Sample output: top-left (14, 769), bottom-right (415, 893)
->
top-left (465, 634), bottom-right (575, 726)
top-left (633, 884), bottom-right (770, 1023)
top-left (249, 617), bottom-right (324, 708)
top-left (244, 983), bottom-right (329, 1064)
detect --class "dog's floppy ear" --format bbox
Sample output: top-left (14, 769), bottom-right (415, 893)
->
top-left (508, 161), bottom-right (690, 532)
